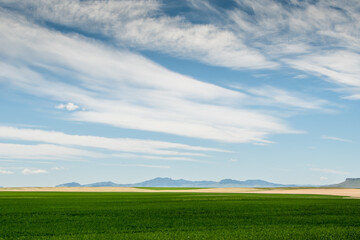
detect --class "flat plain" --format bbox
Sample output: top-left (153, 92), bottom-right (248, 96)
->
top-left (1, 191), bottom-right (360, 239)
top-left (1, 187), bottom-right (360, 198)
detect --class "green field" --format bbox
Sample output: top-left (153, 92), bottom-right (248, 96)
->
top-left (0, 192), bottom-right (359, 239)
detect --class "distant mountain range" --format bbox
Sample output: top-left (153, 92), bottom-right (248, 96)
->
top-left (56, 177), bottom-right (297, 188)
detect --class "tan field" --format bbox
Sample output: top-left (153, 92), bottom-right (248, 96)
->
top-left (1, 187), bottom-right (360, 198)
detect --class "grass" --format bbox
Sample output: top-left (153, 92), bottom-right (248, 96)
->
top-left (0, 192), bottom-right (359, 239)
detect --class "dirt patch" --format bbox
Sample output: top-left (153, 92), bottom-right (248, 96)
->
top-left (254, 188), bottom-right (360, 198)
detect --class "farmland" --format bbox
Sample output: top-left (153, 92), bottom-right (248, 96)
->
top-left (0, 192), bottom-right (359, 239)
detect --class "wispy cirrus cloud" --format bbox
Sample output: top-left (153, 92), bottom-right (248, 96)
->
top-left (187, 0), bottom-right (360, 99)
top-left (230, 85), bottom-right (329, 111)
top-left (226, 0), bottom-right (360, 99)
top-left (2, 0), bottom-right (360, 100)
top-left (0, 0), bottom-right (276, 70)
top-left (321, 135), bottom-right (353, 143)
top-left (310, 168), bottom-right (350, 175)
top-left (287, 51), bottom-right (360, 99)
top-left (112, 153), bottom-right (209, 163)
top-left (100, 163), bottom-right (170, 169)
top-left (0, 126), bottom-right (220, 164)
top-left (0, 126), bottom-right (224, 156)
top-left (0, 143), bottom-right (103, 160)
top-left (0, 10), bottom-right (312, 144)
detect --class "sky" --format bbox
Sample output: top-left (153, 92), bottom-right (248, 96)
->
top-left (0, 0), bottom-right (359, 187)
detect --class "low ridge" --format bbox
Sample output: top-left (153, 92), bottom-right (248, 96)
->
top-left (328, 178), bottom-right (360, 188)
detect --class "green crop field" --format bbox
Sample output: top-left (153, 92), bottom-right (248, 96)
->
top-left (0, 192), bottom-right (359, 239)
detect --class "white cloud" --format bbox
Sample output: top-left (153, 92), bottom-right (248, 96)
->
top-left (0, 126), bottom-right (224, 163)
top-left (231, 85), bottom-right (329, 111)
top-left (1, 0), bottom-right (360, 101)
top-left (320, 176), bottom-right (328, 181)
top-left (321, 135), bottom-right (353, 143)
top-left (288, 51), bottom-right (360, 99)
top-left (310, 168), bottom-right (350, 175)
top-left (56, 103), bottom-right (79, 111)
top-left (343, 94), bottom-right (360, 100)
top-left (0, 169), bottom-right (14, 174)
top-left (51, 167), bottom-right (65, 171)
top-left (0, 126), bottom-right (225, 156)
top-left (228, 0), bottom-right (360, 51)
top-left (100, 163), bottom-right (170, 169)
top-left (294, 75), bottom-right (307, 79)
top-left (127, 164), bottom-right (170, 169)
top-left (0, 160), bottom-right (53, 164)
top-left (0, 143), bottom-right (103, 160)
top-left (22, 168), bottom-right (48, 175)
top-left (55, 104), bottom-right (65, 109)
top-left (222, 0), bottom-right (360, 99)
top-left (133, 155), bottom-right (200, 162)
top-left (0, 11), bottom-right (303, 144)
top-left (0, 0), bottom-right (276, 70)
top-left (214, 0), bottom-right (360, 98)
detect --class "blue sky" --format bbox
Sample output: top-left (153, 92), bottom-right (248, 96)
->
top-left (0, 0), bottom-right (359, 187)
